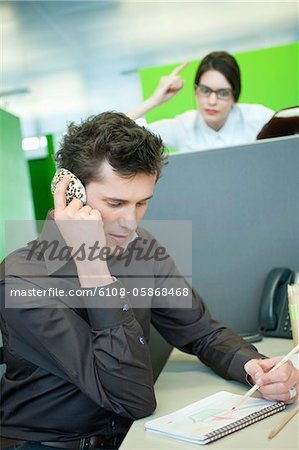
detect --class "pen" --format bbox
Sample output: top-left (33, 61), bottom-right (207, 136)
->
top-left (268, 404), bottom-right (299, 439)
top-left (231, 344), bottom-right (299, 411)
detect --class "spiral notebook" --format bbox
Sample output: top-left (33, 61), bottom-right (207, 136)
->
top-left (145, 391), bottom-right (285, 445)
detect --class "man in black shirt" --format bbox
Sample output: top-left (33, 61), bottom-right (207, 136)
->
top-left (0, 112), bottom-right (298, 450)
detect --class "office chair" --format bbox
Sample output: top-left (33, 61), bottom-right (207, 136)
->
top-left (257, 106), bottom-right (299, 139)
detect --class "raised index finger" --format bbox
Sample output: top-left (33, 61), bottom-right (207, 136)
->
top-left (170, 62), bottom-right (189, 76)
top-left (53, 176), bottom-right (70, 211)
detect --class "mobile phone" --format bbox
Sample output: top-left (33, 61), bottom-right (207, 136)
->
top-left (51, 168), bottom-right (87, 205)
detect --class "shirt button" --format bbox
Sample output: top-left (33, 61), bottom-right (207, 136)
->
top-left (122, 304), bottom-right (129, 312)
top-left (138, 336), bottom-right (145, 345)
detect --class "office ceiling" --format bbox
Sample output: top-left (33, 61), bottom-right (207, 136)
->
top-left (1, 0), bottom-right (298, 137)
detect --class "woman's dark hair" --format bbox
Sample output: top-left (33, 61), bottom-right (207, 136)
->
top-left (194, 51), bottom-right (241, 101)
top-left (56, 111), bottom-right (167, 185)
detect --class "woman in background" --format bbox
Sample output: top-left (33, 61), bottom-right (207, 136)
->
top-left (127, 51), bottom-right (274, 152)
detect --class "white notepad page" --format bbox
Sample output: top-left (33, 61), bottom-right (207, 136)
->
top-left (145, 391), bottom-right (285, 444)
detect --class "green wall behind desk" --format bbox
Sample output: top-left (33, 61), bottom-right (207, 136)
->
top-left (139, 43), bottom-right (299, 124)
top-left (0, 109), bottom-right (36, 261)
top-left (27, 135), bottom-right (55, 231)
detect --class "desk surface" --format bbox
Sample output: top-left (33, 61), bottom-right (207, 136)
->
top-left (120, 338), bottom-right (298, 450)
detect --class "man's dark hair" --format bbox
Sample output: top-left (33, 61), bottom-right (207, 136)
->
top-left (56, 112), bottom-right (166, 185)
top-left (194, 51), bottom-right (241, 102)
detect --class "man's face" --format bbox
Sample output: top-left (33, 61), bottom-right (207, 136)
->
top-left (85, 161), bottom-right (156, 250)
top-left (195, 69), bottom-right (235, 131)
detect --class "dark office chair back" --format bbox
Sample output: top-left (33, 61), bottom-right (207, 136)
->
top-left (257, 106), bottom-right (299, 139)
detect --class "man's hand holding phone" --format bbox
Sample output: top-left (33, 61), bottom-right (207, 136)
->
top-left (53, 176), bottom-right (114, 287)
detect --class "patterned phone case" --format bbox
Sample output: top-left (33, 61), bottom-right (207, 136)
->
top-left (51, 168), bottom-right (87, 205)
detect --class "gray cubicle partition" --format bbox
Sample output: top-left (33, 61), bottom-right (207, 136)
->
top-left (145, 136), bottom-right (299, 334)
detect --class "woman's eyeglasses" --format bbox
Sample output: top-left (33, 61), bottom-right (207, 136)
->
top-left (196, 84), bottom-right (234, 101)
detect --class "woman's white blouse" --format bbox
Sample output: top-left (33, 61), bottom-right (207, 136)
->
top-left (147, 104), bottom-right (274, 153)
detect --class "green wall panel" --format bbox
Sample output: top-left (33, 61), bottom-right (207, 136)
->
top-left (236, 44), bottom-right (299, 109)
top-left (0, 109), bottom-right (36, 260)
top-left (27, 134), bottom-right (55, 231)
top-left (139, 43), bottom-right (299, 124)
